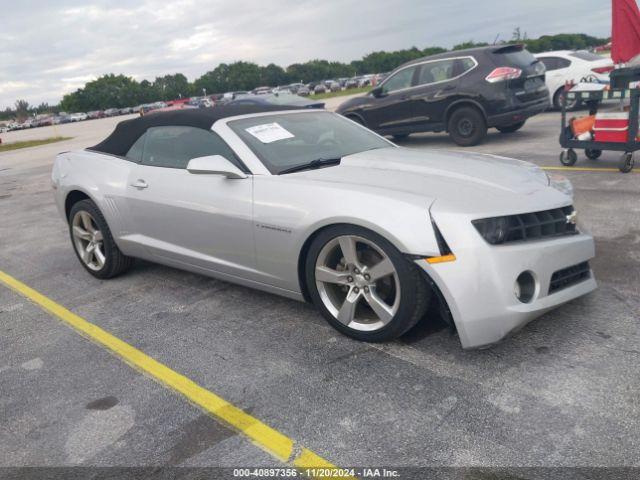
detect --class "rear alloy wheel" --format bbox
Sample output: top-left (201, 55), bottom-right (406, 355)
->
top-left (69, 199), bottom-right (133, 279)
top-left (448, 107), bottom-right (487, 146)
top-left (496, 121), bottom-right (526, 134)
top-left (306, 225), bottom-right (430, 342)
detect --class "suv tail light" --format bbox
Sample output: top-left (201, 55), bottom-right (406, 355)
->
top-left (592, 66), bottom-right (614, 74)
top-left (485, 67), bottom-right (522, 83)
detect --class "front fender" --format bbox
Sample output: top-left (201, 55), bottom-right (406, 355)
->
top-left (253, 176), bottom-right (441, 292)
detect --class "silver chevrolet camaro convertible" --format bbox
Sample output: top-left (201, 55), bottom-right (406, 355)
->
top-left (52, 105), bottom-right (597, 348)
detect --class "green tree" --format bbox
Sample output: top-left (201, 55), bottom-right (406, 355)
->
top-left (260, 63), bottom-right (288, 87)
top-left (60, 74), bottom-right (143, 111)
top-left (153, 73), bottom-right (191, 100)
top-left (226, 61), bottom-right (262, 90)
top-left (194, 63), bottom-right (231, 94)
top-left (14, 99), bottom-right (30, 121)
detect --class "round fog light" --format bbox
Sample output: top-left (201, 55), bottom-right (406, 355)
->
top-left (515, 271), bottom-right (536, 303)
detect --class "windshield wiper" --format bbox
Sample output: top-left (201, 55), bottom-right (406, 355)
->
top-left (278, 157), bottom-right (341, 175)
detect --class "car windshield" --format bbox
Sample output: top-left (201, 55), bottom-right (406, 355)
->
top-left (228, 111), bottom-right (392, 174)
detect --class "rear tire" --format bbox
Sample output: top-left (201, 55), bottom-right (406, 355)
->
top-left (448, 107), bottom-right (487, 146)
top-left (68, 199), bottom-right (133, 279)
top-left (305, 225), bottom-right (430, 342)
top-left (496, 121), bottom-right (526, 134)
top-left (553, 88), bottom-right (578, 111)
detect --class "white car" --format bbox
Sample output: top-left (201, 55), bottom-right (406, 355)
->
top-left (69, 113), bottom-right (88, 122)
top-left (534, 50), bottom-right (613, 110)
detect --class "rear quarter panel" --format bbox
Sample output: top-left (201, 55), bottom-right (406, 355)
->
top-left (52, 150), bottom-right (134, 250)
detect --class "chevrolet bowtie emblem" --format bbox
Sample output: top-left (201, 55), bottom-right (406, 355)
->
top-left (566, 210), bottom-right (577, 225)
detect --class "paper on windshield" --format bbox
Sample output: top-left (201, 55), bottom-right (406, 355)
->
top-left (245, 123), bottom-right (294, 143)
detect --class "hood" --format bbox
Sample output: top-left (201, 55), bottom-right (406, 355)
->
top-left (291, 147), bottom-right (570, 216)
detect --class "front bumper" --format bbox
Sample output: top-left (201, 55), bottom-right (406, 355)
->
top-left (416, 232), bottom-right (596, 349)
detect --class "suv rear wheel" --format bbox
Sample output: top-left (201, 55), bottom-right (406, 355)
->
top-left (448, 106), bottom-right (487, 146)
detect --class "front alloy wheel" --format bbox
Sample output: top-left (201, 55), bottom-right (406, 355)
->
top-left (306, 225), bottom-right (431, 341)
top-left (315, 235), bottom-right (400, 332)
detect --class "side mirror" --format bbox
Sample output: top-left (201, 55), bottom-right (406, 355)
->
top-left (370, 86), bottom-right (386, 98)
top-left (186, 155), bottom-right (247, 179)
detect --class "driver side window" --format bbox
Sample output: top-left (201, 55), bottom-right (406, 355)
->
top-left (131, 126), bottom-right (238, 169)
top-left (381, 66), bottom-right (417, 94)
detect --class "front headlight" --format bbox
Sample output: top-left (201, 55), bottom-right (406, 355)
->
top-left (546, 172), bottom-right (574, 198)
top-left (472, 216), bottom-right (510, 244)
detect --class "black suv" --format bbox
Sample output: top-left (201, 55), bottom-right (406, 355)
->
top-left (336, 45), bottom-right (549, 146)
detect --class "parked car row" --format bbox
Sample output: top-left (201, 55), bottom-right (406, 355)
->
top-left (236, 74), bottom-right (387, 99)
top-left (2, 106), bottom-right (140, 131)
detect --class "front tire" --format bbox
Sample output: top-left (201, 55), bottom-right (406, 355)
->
top-left (305, 225), bottom-right (430, 342)
top-left (68, 199), bottom-right (133, 279)
top-left (448, 107), bottom-right (487, 146)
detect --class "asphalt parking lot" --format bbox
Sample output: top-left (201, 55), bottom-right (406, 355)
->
top-left (1, 104), bottom-right (639, 476)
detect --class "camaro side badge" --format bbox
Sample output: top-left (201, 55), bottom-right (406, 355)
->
top-left (256, 223), bottom-right (292, 234)
top-left (566, 210), bottom-right (577, 225)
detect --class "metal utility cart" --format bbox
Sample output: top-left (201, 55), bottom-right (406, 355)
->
top-left (559, 66), bottom-right (640, 173)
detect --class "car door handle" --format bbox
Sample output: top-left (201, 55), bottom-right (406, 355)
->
top-left (130, 179), bottom-right (148, 189)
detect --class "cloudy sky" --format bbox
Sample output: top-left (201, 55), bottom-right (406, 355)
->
top-left (1, 0), bottom-right (611, 109)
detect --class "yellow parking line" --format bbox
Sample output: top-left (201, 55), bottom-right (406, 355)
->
top-left (542, 166), bottom-right (639, 173)
top-left (0, 270), bottom-right (349, 478)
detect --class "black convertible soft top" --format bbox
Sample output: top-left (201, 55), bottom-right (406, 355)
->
top-left (88, 104), bottom-right (303, 157)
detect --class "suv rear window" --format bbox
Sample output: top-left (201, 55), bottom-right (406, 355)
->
top-left (569, 50), bottom-right (604, 61)
top-left (491, 46), bottom-right (537, 68)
